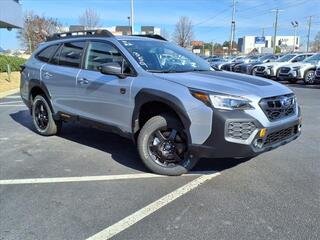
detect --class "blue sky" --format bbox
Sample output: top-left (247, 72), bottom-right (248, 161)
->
top-left (0, 0), bottom-right (319, 50)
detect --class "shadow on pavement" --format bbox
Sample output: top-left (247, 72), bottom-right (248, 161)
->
top-left (10, 110), bottom-right (250, 174)
top-left (281, 81), bottom-right (320, 89)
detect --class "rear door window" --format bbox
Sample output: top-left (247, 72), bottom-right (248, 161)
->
top-left (58, 41), bottom-right (86, 68)
top-left (36, 44), bottom-right (59, 62)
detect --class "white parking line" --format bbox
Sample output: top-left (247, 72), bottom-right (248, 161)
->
top-left (0, 101), bottom-right (23, 105)
top-left (0, 104), bottom-right (25, 107)
top-left (86, 172), bottom-right (220, 240)
top-left (0, 173), bottom-right (165, 185)
top-left (0, 172), bottom-right (215, 185)
top-left (5, 95), bottom-right (21, 99)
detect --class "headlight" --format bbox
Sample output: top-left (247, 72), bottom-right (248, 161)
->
top-left (293, 66), bottom-right (301, 70)
top-left (209, 95), bottom-right (254, 110)
top-left (190, 89), bottom-right (254, 110)
top-left (267, 65), bottom-right (273, 69)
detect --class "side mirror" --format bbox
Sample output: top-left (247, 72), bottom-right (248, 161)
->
top-left (98, 62), bottom-right (126, 79)
top-left (291, 59), bottom-right (298, 63)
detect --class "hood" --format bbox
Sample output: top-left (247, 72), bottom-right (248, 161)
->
top-left (153, 71), bottom-right (292, 99)
top-left (282, 62), bottom-right (311, 68)
top-left (257, 62), bottom-right (288, 68)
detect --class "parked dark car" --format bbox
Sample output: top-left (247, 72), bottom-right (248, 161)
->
top-left (234, 55), bottom-right (279, 75)
top-left (221, 55), bottom-right (259, 72)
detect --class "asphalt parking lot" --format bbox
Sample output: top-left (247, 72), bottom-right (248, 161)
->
top-left (0, 82), bottom-right (319, 240)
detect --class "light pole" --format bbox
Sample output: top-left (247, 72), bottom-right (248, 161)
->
top-left (291, 21), bottom-right (298, 52)
top-left (127, 16), bottom-right (131, 34)
top-left (130, 0), bottom-right (134, 34)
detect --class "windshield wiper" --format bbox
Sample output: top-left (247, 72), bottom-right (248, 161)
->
top-left (147, 69), bottom-right (210, 73)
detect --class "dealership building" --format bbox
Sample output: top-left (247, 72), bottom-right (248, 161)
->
top-left (238, 35), bottom-right (300, 54)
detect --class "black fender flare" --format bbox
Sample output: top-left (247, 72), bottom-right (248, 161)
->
top-left (132, 89), bottom-right (191, 142)
top-left (28, 79), bottom-right (54, 114)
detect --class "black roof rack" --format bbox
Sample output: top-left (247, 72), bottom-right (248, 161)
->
top-left (46, 29), bottom-right (114, 42)
top-left (132, 34), bottom-right (167, 41)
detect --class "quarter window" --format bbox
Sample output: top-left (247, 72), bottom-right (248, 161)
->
top-left (58, 41), bottom-right (86, 68)
top-left (36, 44), bottom-right (59, 62)
top-left (85, 42), bottom-right (127, 72)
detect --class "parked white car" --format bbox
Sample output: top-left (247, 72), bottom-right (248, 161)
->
top-left (253, 53), bottom-right (313, 79)
top-left (278, 53), bottom-right (320, 84)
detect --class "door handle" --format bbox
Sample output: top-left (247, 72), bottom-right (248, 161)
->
top-left (78, 78), bottom-right (89, 85)
top-left (43, 72), bottom-right (52, 78)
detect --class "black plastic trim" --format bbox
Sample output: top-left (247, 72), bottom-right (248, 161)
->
top-left (56, 111), bottom-right (132, 139)
top-left (132, 89), bottom-right (191, 142)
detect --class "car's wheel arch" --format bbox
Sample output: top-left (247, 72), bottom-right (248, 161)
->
top-left (132, 89), bottom-right (191, 143)
top-left (28, 79), bottom-right (54, 114)
top-left (303, 67), bottom-right (316, 79)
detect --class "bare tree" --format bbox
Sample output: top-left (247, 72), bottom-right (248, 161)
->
top-left (173, 16), bottom-right (194, 47)
top-left (17, 11), bottom-right (63, 53)
top-left (311, 31), bottom-right (320, 52)
top-left (79, 8), bottom-right (101, 30)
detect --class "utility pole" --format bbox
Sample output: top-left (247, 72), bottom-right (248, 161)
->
top-left (211, 41), bottom-right (214, 56)
top-left (262, 27), bottom-right (265, 37)
top-left (229, 0), bottom-right (236, 55)
top-left (291, 21), bottom-right (298, 52)
top-left (271, 9), bottom-right (283, 54)
top-left (306, 16), bottom-right (312, 52)
top-left (130, 0), bottom-right (134, 34)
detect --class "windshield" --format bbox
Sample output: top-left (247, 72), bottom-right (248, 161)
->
top-left (120, 40), bottom-right (211, 73)
top-left (303, 54), bottom-right (320, 64)
top-left (258, 55), bottom-right (272, 61)
top-left (276, 54), bottom-right (296, 62)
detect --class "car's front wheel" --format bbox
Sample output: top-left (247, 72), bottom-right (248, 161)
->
top-left (137, 114), bottom-right (198, 176)
top-left (32, 95), bottom-right (61, 136)
top-left (304, 70), bottom-right (315, 84)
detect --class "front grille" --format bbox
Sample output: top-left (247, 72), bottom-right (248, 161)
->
top-left (256, 66), bottom-right (265, 72)
top-left (227, 122), bottom-right (256, 140)
top-left (280, 67), bottom-right (290, 74)
top-left (264, 126), bottom-right (295, 146)
top-left (259, 94), bottom-right (296, 121)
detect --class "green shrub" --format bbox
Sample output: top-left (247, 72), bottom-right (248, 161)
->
top-left (0, 55), bottom-right (26, 72)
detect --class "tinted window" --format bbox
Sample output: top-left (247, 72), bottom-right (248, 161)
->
top-left (36, 44), bottom-right (59, 62)
top-left (59, 41), bottom-right (86, 68)
top-left (85, 41), bottom-right (125, 71)
top-left (294, 55), bottom-right (306, 62)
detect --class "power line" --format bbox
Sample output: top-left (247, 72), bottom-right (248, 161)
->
top-left (194, 6), bottom-right (231, 26)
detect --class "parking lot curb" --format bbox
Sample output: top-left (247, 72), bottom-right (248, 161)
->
top-left (0, 89), bottom-right (19, 99)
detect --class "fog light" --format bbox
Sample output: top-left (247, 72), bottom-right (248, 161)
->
top-left (259, 128), bottom-right (267, 138)
top-left (253, 139), bottom-right (264, 148)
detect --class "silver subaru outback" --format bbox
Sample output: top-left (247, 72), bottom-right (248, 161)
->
top-left (20, 30), bottom-right (302, 176)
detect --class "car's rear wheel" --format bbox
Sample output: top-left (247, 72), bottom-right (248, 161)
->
top-left (32, 95), bottom-right (61, 136)
top-left (137, 114), bottom-right (198, 176)
top-left (304, 70), bottom-right (315, 84)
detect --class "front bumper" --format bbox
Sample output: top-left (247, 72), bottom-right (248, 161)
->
top-left (254, 67), bottom-right (274, 78)
top-left (189, 109), bottom-right (301, 159)
top-left (278, 69), bottom-right (301, 80)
